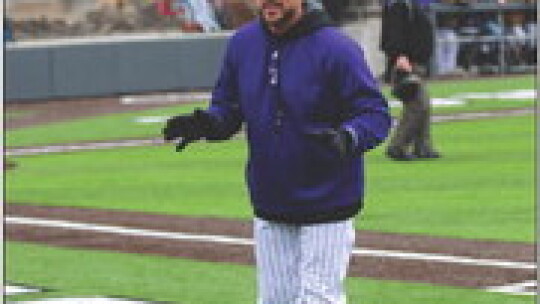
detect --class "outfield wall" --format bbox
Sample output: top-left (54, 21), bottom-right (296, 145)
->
top-left (5, 25), bottom-right (385, 102)
top-left (5, 33), bottom-right (230, 102)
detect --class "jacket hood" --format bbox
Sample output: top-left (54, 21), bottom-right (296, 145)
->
top-left (260, 9), bottom-right (334, 41)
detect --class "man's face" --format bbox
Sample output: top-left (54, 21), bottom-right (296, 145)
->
top-left (256, 0), bottom-right (303, 28)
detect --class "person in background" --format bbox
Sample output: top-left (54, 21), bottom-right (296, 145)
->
top-left (476, 12), bottom-right (502, 72)
top-left (209, 0), bottom-right (230, 28)
top-left (4, 18), bottom-right (15, 41)
top-left (435, 14), bottom-right (459, 74)
top-left (504, 11), bottom-right (528, 66)
top-left (524, 11), bottom-right (537, 65)
top-left (210, 0), bottom-right (257, 30)
top-left (456, 13), bottom-right (482, 72)
top-left (176, 0), bottom-right (222, 32)
top-left (381, 0), bottom-right (441, 160)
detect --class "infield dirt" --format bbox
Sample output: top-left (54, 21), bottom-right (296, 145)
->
top-left (6, 203), bottom-right (535, 291)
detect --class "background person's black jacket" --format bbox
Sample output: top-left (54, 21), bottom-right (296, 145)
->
top-left (380, 0), bottom-right (434, 65)
top-left (321, 0), bottom-right (351, 25)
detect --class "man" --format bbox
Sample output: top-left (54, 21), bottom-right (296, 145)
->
top-left (435, 14), bottom-right (459, 75)
top-left (381, 0), bottom-right (441, 160)
top-left (320, 0), bottom-right (351, 25)
top-left (176, 0), bottom-right (222, 32)
top-left (210, 0), bottom-right (257, 29)
top-left (163, 0), bottom-right (390, 303)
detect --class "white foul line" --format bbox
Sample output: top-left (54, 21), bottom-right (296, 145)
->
top-left (120, 92), bottom-right (211, 105)
top-left (4, 284), bottom-right (42, 296)
top-left (6, 216), bottom-right (254, 246)
top-left (485, 280), bottom-right (537, 296)
top-left (5, 139), bottom-right (165, 156)
top-left (6, 216), bottom-right (536, 270)
top-left (350, 248), bottom-right (535, 270)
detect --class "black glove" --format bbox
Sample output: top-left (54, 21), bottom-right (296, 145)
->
top-left (391, 69), bottom-right (421, 103)
top-left (306, 128), bottom-right (354, 159)
top-left (162, 109), bottom-right (216, 151)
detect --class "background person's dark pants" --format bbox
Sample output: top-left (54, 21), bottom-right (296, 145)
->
top-left (387, 65), bottom-right (438, 157)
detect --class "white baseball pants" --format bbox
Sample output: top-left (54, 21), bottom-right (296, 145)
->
top-left (254, 217), bottom-right (355, 304)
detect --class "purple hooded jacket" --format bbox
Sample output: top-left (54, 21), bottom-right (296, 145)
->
top-left (205, 11), bottom-right (391, 223)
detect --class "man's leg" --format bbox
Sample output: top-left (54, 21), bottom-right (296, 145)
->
top-left (254, 218), bottom-right (300, 304)
top-left (412, 79), bottom-right (440, 158)
top-left (386, 99), bottom-right (423, 160)
top-left (296, 219), bottom-right (355, 304)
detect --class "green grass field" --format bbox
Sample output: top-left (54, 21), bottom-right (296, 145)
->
top-left (5, 104), bottom-right (200, 147)
top-left (7, 115), bottom-right (534, 243)
top-left (5, 75), bottom-right (535, 147)
top-left (423, 75), bottom-right (535, 98)
top-left (5, 75), bottom-right (536, 303)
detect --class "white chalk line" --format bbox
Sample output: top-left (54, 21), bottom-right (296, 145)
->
top-left (6, 216), bottom-right (536, 271)
top-left (119, 89), bottom-right (535, 107)
top-left (6, 107), bottom-right (532, 157)
top-left (4, 284), bottom-right (42, 296)
top-left (120, 92), bottom-right (211, 105)
top-left (388, 98), bottom-right (465, 108)
top-left (485, 280), bottom-right (537, 296)
top-left (133, 108), bottom-right (534, 126)
top-left (11, 297), bottom-right (154, 303)
top-left (5, 138), bottom-right (166, 156)
top-left (432, 108), bottom-right (533, 122)
top-left (454, 89), bottom-right (536, 100)
top-left (4, 284), bottom-right (157, 303)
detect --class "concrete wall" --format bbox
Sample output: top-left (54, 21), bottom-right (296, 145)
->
top-left (342, 8), bottom-right (386, 77)
top-left (343, 18), bottom-right (385, 77)
top-left (5, 33), bottom-right (230, 102)
top-left (5, 28), bottom-right (386, 102)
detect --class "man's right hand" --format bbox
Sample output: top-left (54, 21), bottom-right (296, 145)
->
top-left (162, 109), bottom-right (215, 151)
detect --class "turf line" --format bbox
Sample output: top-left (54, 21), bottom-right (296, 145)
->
top-left (6, 216), bottom-right (536, 270)
top-left (485, 280), bottom-right (537, 296)
top-left (5, 138), bottom-right (165, 156)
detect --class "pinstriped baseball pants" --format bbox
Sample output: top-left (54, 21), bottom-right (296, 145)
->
top-left (254, 218), bottom-right (355, 304)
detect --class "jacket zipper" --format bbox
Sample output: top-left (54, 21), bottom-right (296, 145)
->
top-left (268, 45), bottom-right (285, 133)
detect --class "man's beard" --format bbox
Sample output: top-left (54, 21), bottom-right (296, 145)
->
top-left (261, 8), bottom-right (297, 31)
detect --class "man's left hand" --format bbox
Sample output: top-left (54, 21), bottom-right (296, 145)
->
top-left (306, 128), bottom-right (354, 159)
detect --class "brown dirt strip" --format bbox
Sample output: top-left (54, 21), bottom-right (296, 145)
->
top-left (6, 203), bottom-right (535, 290)
top-left (5, 95), bottom-right (197, 130)
top-left (5, 92), bottom-right (533, 158)
top-left (5, 92), bottom-right (534, 130)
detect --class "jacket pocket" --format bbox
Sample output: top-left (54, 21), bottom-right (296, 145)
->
top-left (297, 134), bottom-right (343, 188)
